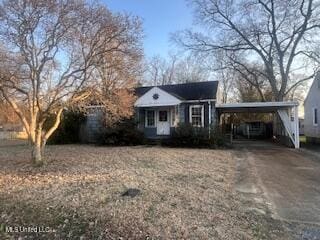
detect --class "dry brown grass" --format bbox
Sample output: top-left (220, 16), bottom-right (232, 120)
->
top-left (0, 141), bottom-right (290, 239)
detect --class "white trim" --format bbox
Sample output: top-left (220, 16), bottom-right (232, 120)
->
top-left (313, 107), bottom-right (318, 126)
top-left (177, 105), bottom-right (180, 125)
top-left (183, 99), bottom-right (216, 103)
top-left (189, 105), bottom-right (204, 127)
top-left (277, 109), bottom-right (300, 149)
top-left (208, 101), bottom-right (212, 137)
top-left (294, 105), bottom-right (300, 149)
top-left (208, 101), bottom-right (212, 125)
top-left (216, 101), bottom-right (299, 108)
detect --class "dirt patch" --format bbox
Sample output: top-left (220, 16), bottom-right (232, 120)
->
top-left (0, 142), bottom-right (292, 239)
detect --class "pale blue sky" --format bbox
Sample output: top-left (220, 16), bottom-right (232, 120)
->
top-left (104, 0), bottom-right (194, 58)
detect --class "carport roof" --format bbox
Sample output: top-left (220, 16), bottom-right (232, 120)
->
top-left (216, 101), bottom-right (299, 113)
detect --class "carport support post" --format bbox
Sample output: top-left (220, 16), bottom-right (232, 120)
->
top-left (294, 105), bottom-right (300, 149)
top-left (230, 123), bottom-right (233, 144)
top-left (208, 101), bottom-right (211, 138)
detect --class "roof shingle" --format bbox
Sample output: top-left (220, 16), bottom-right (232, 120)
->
top-left (135, 81), bottom-right (218, 101)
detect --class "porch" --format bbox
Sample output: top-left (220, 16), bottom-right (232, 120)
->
top-left (135, 102), bottom-right (215, 139)
top-left (136, 106), bottom-right (177, 138)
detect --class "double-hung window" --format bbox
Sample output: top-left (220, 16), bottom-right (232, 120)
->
top-left (145, 110), bottom-right (155, 127)
top-left (313, 108), bottom-right (318, 126)
top-left (190, 105), bottom-right (204, 127)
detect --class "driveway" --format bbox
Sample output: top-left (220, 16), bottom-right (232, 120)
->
top-left (234, 140), bottom-right (320, 224)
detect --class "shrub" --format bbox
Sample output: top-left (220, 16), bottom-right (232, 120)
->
top-left (46, 110), bottom-right (85, 144)
top-left (167, 123), bottom-right (225, 148)
top-left (167, 123), bottom-right (207, 147)
top-left (97, 118), bottom-right (145, 146)
top-left (209, 126), bottom-right (226, 147)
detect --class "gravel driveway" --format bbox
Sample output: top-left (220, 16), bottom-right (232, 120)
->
top-left (234, 140), bottom-right (320, 239)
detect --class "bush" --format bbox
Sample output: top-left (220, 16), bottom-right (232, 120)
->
top-left (170, 123), bottom-right (209, 147)
top-left (46, 110), bottom-right (85, 144)
top-left (209, 126), bottom-right (226, 147)
top-left (166, 123), bottom-right (225, 148)
top-left (97, 118), bottom-right (145, 146)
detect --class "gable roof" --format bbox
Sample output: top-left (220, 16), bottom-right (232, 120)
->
top-left (135, 81), bottom-right (218, 101)
top-left (134, 86), bottom-right (182, 107)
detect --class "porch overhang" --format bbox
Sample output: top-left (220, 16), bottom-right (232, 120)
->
top-left (216, 101), bottom-right (300, 149)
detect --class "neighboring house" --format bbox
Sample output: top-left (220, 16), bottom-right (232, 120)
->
top-left (304, 74), bottom-right (320, 143)
top-left (0, 123), bottom-right (27, 140)
top-left (134, 81), bottom-right (218, 138)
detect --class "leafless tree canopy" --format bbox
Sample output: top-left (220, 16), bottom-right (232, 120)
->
top-left (0, 0), bottom-right (143, 164)
top-left (174, 0), bottom-right (320, 101)
top-left (144, 53), bottom-right (211, 86)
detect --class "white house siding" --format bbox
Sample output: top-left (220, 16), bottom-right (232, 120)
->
top-left (304, 76), bottom-right (320, 142)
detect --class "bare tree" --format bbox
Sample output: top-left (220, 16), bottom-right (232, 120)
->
top-left (144, 53), bottom-right (211, 85)
top-left (145, 54), bottom-right (177, 85)
top-left (216, 69), bottom-right (236, 103)
top-left (211, 51), bottom-right (236, 103)
top-left (0, 0), bottom-right (142, 165)
top-left (174, 0), bottom-right (320, 101)
top-left (88, 35), bottom-right (143, 126)
top-left (173, 54), bottom-right (211, 83)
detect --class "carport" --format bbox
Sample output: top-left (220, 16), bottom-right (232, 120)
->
top-left (216, 102), bottom-right (300, 148)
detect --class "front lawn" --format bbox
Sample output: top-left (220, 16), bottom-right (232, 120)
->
top-left (0, 141), bottom-right (289, 239)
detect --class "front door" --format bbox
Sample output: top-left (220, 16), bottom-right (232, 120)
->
top-left (157, 110), bottom-right (170, 135)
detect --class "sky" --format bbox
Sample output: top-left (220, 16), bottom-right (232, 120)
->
top-left (103, 0), bottom-right (194, 59)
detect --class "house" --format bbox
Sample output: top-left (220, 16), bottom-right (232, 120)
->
top-left (304, 73), bottom-right (320, 144)
top-left (134, 81), bottom-right (218, 138)
top-left (82, 80), bottom-right (300, 148)
top-left (0, 112), bottom-right (27, 140)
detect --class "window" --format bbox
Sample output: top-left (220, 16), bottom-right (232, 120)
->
top-left (158, 110), bottom-right (168, 122)
top-left (189, 105), bottom-right (204, 127)
top-left (314, 108), bottom-right (318, 126)
top-left (145, 110), bottom-right (155, 127)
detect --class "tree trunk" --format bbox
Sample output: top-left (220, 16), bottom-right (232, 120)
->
top-left (31, 126), bottom-right (45, 166)
top-left (275, 93), bottom-right (284, 102)
top-left (31, 143), bottom-right (43, 166)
